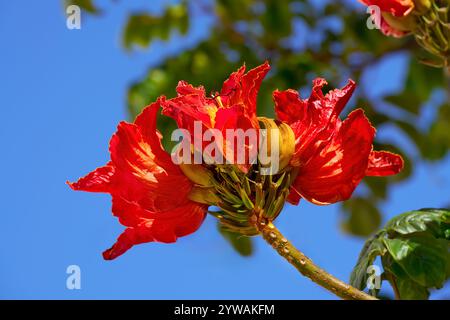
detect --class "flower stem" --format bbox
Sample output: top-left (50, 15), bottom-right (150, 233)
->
top-left (255, 219), bottom-right (377, 300)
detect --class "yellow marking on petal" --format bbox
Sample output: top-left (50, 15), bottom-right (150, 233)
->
top-left (205, 104), bottom-right (218, 127)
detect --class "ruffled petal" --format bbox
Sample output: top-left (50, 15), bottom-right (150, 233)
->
top-left (274, 79), bottom-right (356, 125)
top-left (176, 80), bottom-right (206, 97)
top-left (309, 78), bottom-right (356, 122)
top-left (366, 150), bottom-right (404, 176)
top-left (103, 200), bottom-right (207, 260)
top-left (220, 62), bottom-right (270, 121)
top-left (323, 79), bottom-right (356, 117)
top-left (291, 109), bottom-right (375, 205)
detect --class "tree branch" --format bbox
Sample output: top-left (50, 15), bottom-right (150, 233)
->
top-left (253, 218), bottom-right (377, 300)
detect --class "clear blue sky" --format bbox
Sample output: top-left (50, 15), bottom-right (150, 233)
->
top-left (1, 1), bottom-right (449, 299)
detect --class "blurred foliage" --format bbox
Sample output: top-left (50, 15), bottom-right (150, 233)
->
top-left (65, 0), bottom-right (100, 14)
top-left (123, 2), bottom-right (189, 50)
top-left (69, 0), bottom-right (450, 253)
top-left (350, 209), bottom-right (450, 299)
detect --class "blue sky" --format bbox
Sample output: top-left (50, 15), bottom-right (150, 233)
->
top-left (0, 1), bottom-right (449, 299)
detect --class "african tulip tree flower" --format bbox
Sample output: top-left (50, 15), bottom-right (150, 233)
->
top-left (274, 78), bottom-right (403, 205)
top-left (69, 62), bottom-right (403, 261)
top-left (68, 102), bottom-right (208, 260)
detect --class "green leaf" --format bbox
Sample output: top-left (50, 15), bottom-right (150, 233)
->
top-left (350, 232), bottom-right (386, 290)
top-left (351, 209), bottom-right (450, 299)
top-left (383, 235), bottom-right (449, 288)
top-left (383, 258), bottom-right (430, 300)
top-left (218, 223), bottom-right (253, 257)
top-left (385, 208), bottom-right (450, 239)
top-left (395, 277), bottom-right (430, 300)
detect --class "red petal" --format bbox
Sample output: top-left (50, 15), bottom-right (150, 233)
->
top-left (67, 163), bottom-right (114, 193)
top-left (109, 121), bottom-right (192, 212)
top-left (161, 93), bottom-right (213, 129)
top-left (134, 98), bottom-right (176, 167)
top-left (273, 89), bottom-right (307, 125)
top-left (366, 151), bottom-right (404, 176)
top-left (103, 200), bottom-right (207, 260)
top-left (214, 105), bottom-right (257, 166)
top-left (286, 188), bottom-right (302, 206)
top-left (291, 109), bottom-right (375, 205)
top-left (310, 78), bottom-right (356, 121)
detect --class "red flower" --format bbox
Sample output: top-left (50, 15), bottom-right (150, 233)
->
top-left (68, 100), bottom-right (207, 260)
top-left (274, 78), bottom-right (403, 205)
top-left (68, 63), bottom-right (270, 260)
top-left (359, 0), bottom-right (415, 17)
top-left (161, 62), bottom-right (270, 167)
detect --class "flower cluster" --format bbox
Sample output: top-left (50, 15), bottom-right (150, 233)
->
top-left (69, 63), bottom-right (403, 260)
top-left (360, 0), bottom-right (449, 67)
